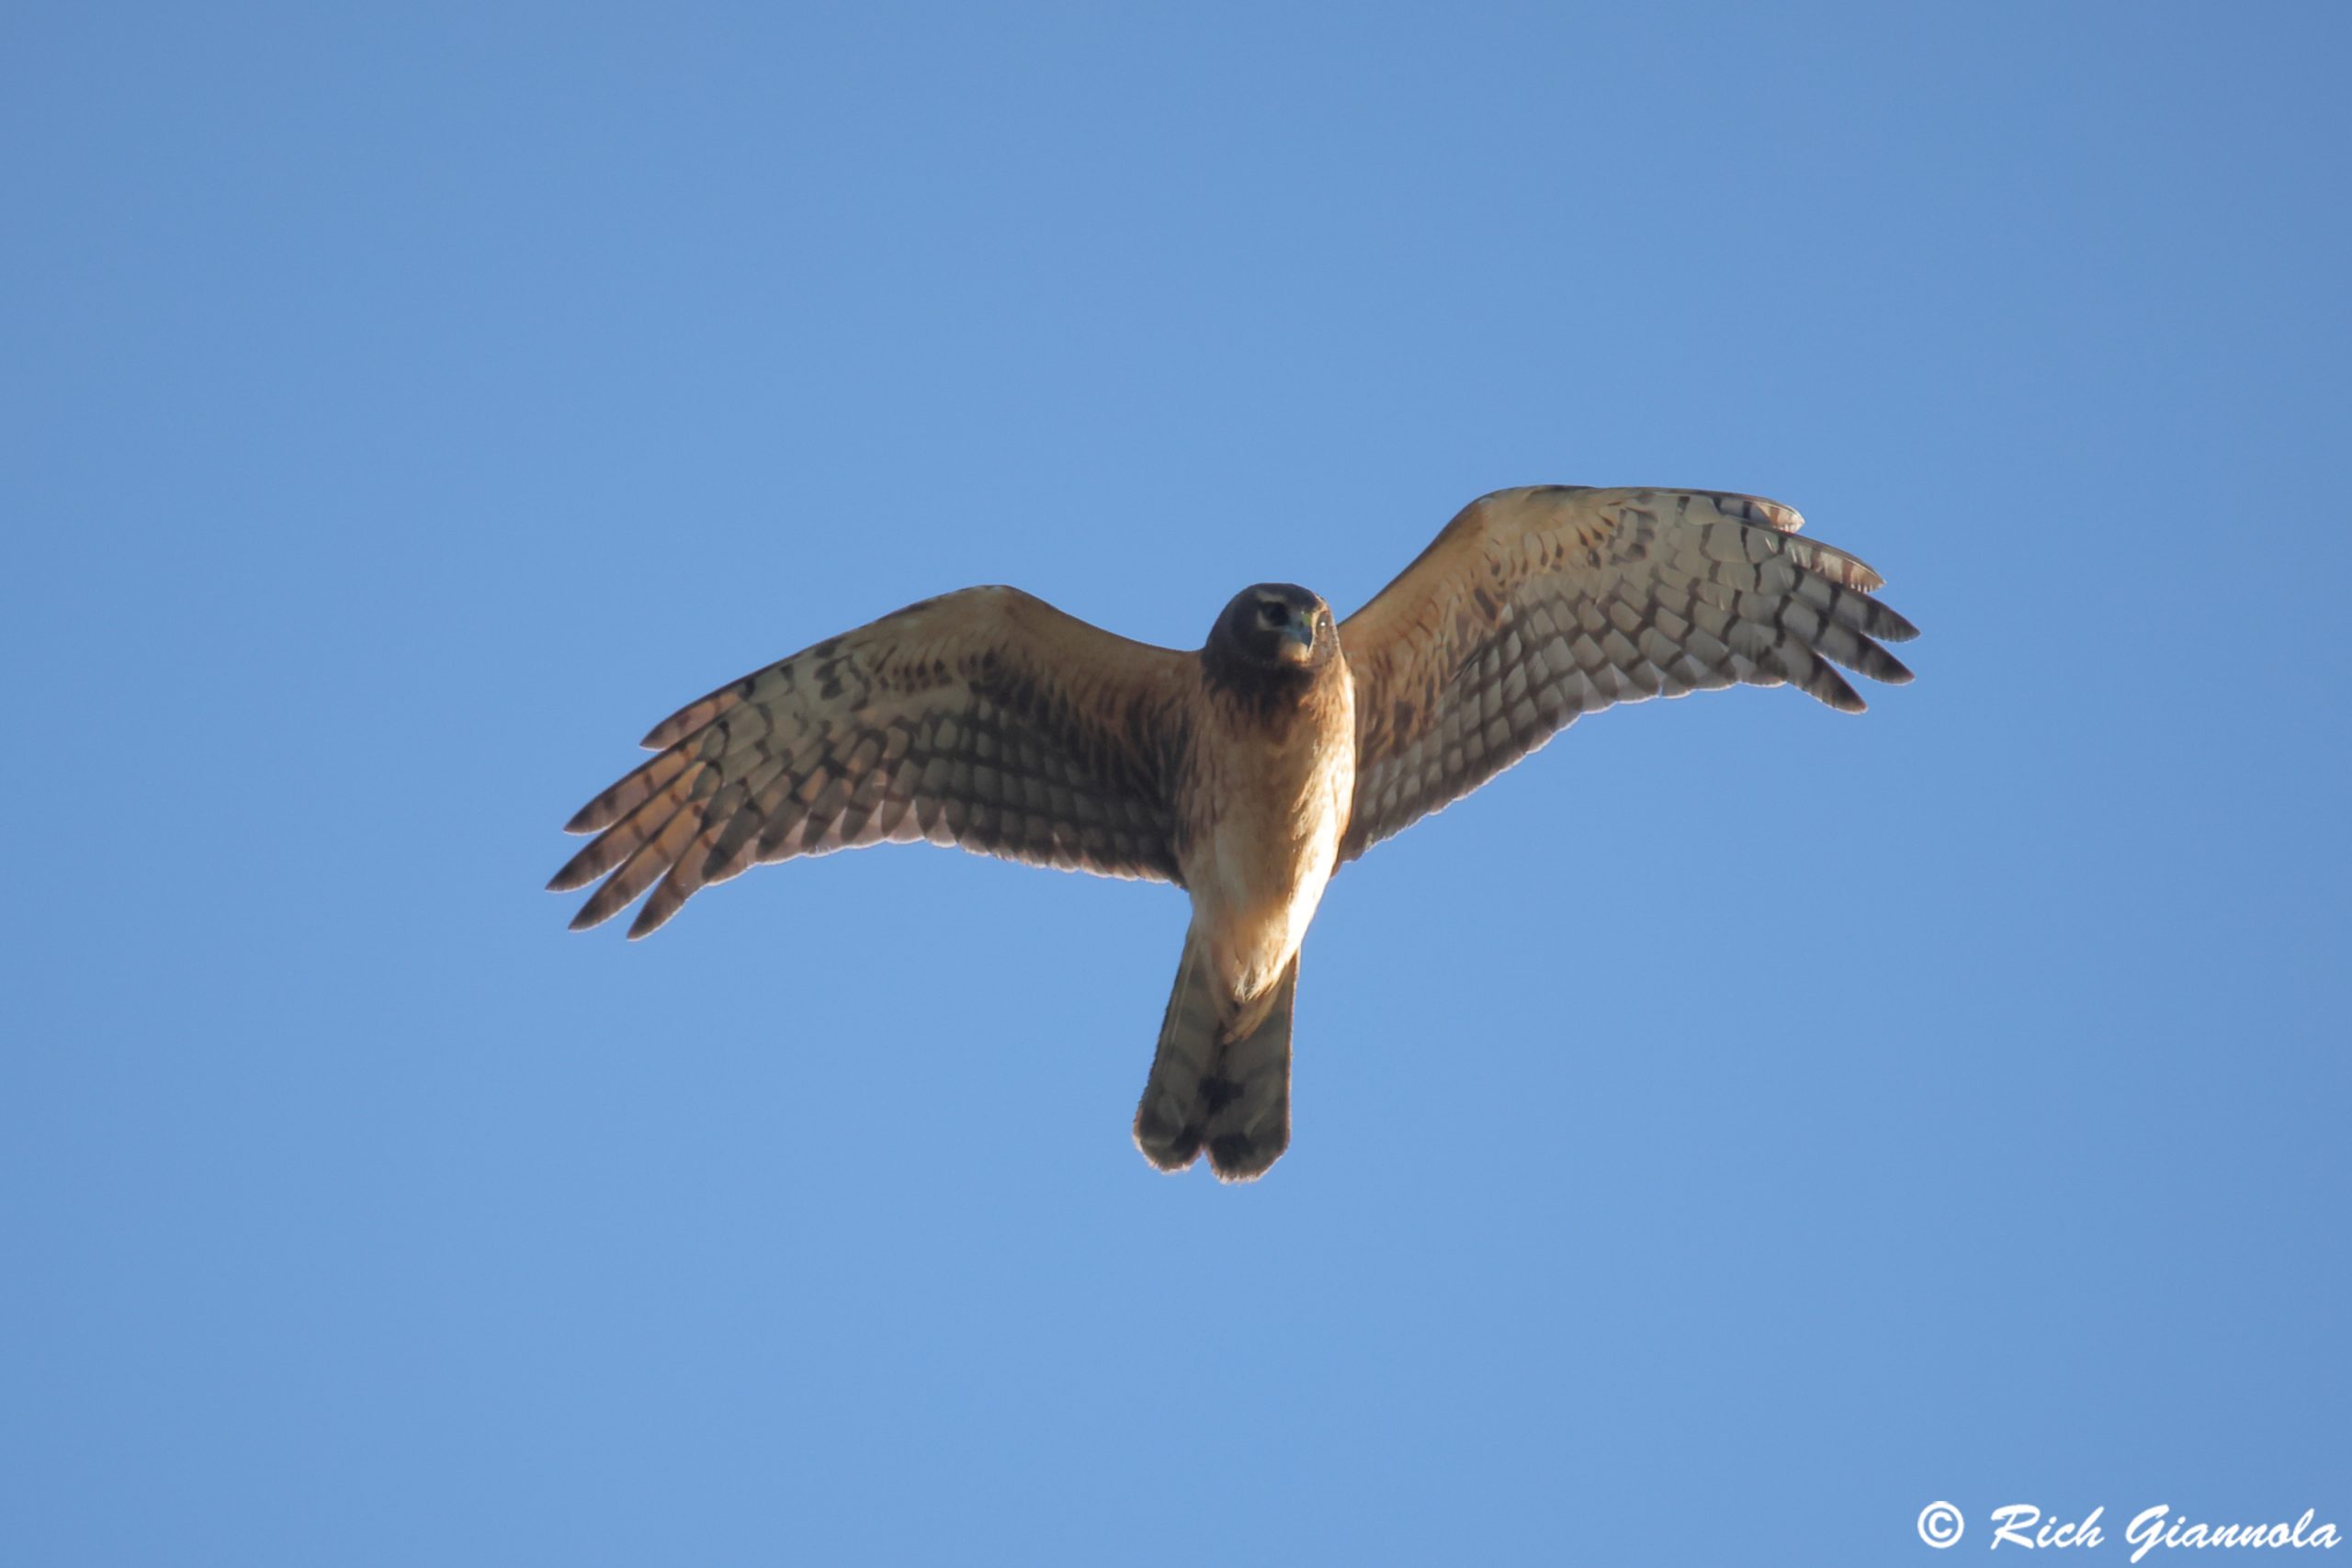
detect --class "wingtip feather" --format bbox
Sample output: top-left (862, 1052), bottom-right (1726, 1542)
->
top-left (567, 899), bottom-right (619, 932)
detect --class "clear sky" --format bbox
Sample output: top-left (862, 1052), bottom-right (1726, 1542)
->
top-left (6, 4), bottom-right (2346, 1563)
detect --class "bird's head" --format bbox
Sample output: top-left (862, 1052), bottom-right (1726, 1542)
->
top-left (1210, 582), bottom-right (1338, 674)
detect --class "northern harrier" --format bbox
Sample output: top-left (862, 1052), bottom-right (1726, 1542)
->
top-left (550, 486), bottom-right (1917, 1180)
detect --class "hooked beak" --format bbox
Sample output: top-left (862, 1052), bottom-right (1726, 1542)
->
top-left (1277, 616), bottom-right (1316, 657)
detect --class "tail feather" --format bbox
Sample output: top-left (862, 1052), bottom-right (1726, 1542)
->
top-left (1133, 936), bottom-right (1297, 1182)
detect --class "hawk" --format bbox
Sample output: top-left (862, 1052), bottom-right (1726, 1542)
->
top-left (550, 486), bottom-right (1917, 1180)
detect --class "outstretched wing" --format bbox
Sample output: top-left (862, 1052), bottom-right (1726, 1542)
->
top-left (1340, 485), bottom-right (1918, 861)
top-left (550, 586), bottom-right (1197, 937)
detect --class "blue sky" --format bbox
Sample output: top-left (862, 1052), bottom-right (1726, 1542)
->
top-left (6, 3), bottom-right (2346, 1562)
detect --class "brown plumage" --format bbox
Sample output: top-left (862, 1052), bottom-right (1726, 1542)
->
top-left (552, 485), bottom-right (1917, 1179)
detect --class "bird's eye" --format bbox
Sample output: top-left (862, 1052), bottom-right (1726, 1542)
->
top-left (1261, 602), bottom-right (1288, 626)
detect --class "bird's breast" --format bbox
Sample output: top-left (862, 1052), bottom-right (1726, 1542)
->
top-left (1180, 673), bottom-right (1357, 1010)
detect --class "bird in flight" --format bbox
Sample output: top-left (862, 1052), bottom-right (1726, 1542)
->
top-left (550, 485), bottom-right (1917, 1181)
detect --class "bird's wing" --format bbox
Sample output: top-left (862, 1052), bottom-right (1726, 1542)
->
top-left (1339, 485), bottom-right (1918, 861)
top-left (551, 585), bottom-right (1197, 936)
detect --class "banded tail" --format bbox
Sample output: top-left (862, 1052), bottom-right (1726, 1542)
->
top-left (1132, 933), bottom-right (1297, 1182)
